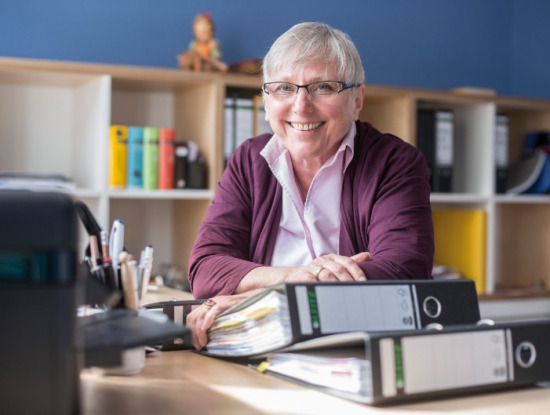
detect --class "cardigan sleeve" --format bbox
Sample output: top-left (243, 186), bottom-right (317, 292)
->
top-left (340, 125), bottom-right (434, 280)
top-left (188, 135), bottom-right (280, 299)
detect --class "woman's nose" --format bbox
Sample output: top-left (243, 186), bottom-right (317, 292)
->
top-left (292, 88), bottom-right (313, 112)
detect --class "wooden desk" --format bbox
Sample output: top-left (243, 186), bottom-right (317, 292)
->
top-left (80, 287), bottom-right (550, 415)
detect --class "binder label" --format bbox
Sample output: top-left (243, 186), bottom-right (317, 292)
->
top-left (401, 330), bottom-right (509, 394)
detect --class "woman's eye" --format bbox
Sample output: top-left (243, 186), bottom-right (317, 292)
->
top-left (279, 83), bottom-right (294, 93)
top-left (314, 82), bottom-right (336, 93)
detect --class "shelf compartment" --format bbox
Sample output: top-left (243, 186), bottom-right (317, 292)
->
top-left (432, 208), bottom-right (487, 294)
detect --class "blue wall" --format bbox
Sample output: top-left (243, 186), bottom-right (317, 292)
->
top-left (1, 0), bottom-right (549, 99)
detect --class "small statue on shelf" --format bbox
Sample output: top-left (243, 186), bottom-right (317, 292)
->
top-left (178, 12), bottom-right (228, 72)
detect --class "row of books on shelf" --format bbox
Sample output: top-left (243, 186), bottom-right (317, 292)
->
top-left (193, 281), bottom-right (550, 406)
top-left (109, 125), bottom-right (207, 191)
top-left (416, 109), bottom-right (550, 195)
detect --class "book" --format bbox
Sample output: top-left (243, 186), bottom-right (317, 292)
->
top-left (142, 127), bottom-right (159, 190)
top-left (417, 109), bottom-right (454, 192)
top-left (109, 125), bottom-right (128, 188)
top-left (174, 142), bottom-right (189, 189)
top-left (158, 128), bottom-right (175, 190)
top-left (235, 97), bottom-right (254, 148)
top-left (258, 319), bottom-right (550, 405)
top-left (203, 280), bottom-right (480, 357)
top-left (126, 126), bottom-right (144, 189)
top-left (224, 96), bottom-right (236, 164)
top-left (432, 209), bottom-right (486, 294)
top-left (495, 114), bottom-right (509, 194)
top-left (253, 95), bottom-right (271, 136)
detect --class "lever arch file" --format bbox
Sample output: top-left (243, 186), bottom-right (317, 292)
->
top-left (204, 279), bottom-right (480, 357)
top-left (260, 319), bottom-right (550, 405)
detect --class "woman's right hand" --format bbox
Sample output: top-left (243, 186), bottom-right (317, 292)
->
top-left (186, 291), bottom-right (257, 350)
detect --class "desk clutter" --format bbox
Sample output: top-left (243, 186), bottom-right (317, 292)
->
top-left (0, 191), bottom-right (190, 415)
top-left (109, 125), bottom-right (207, 191)
top-left (75, 199), bottom-right (191, 361)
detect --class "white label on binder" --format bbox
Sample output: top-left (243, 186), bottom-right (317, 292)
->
top-left (401, 330), bottom-right (509, 394)
top-left (380, 338), bottom-right (397, 397)
top-left (315, 285), bottom-right (417, 333)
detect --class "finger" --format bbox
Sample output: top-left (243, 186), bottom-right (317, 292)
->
top-left (319, 255), bottom-right (366, 281)
top-left (186, 313), bottom-right (202, 350)
top-left (351, 251), bottom-right (370, 262)
top-left (317, 262), bottom-right (354, 282)
top-left (317, 268), bottom-right (339, 282)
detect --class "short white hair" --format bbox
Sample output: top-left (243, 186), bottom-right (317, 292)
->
top-left (262, 22), bottom-right (365, 85)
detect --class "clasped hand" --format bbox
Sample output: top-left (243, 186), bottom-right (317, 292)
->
top-left (286, 251), bottom-right (370, 283)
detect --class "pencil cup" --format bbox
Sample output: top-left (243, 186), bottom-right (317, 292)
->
top-left (92, 346), bottom-right (146, 376)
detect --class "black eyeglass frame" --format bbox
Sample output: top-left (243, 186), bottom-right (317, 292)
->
top-left (262, 81), bottom-right (358, 96)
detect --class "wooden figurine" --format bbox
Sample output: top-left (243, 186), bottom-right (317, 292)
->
top-left (178, 13), bottom-right (228, 72)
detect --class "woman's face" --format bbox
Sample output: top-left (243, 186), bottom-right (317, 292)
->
top-left (263, 61), bottom-right (365, 165)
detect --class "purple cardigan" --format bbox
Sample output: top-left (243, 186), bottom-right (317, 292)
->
top-left (189, 121), bottom-right (434, 299)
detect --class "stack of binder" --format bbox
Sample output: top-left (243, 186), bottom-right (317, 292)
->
top-left (202, 280), bottom-right (550, 406)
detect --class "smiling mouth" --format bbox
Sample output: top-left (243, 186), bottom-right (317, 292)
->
top-left (290, 122), bottom-right (323, 131)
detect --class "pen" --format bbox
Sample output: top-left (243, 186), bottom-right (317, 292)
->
top-left (89, 235), bottom-right (99, 268)
top-left (119, 251), bottom-right (139, 311)
top-left (100, 229), bottom-right (110, 260)
top-left (138, 245), bottom-right (154, 301)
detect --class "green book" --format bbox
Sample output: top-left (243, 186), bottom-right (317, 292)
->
top-left (143, 127), bottom-right (159, 190)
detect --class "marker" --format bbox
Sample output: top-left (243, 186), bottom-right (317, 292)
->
top-left (109, 219), bottom-right (124, 271)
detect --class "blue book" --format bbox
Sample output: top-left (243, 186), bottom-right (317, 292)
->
top-left (127, 126), bottom-right (144, 188)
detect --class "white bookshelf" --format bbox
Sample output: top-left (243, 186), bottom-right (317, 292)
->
top-left (2, 57), bottom-right (550, 306)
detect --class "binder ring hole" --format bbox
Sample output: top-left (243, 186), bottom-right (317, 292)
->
top-left (423, 296), bottom-right (442, 318)
top-left (515, 341), bottom-right (536, 368)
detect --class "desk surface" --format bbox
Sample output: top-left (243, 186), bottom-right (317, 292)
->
top-left (80, 287), bottom-right (550, 415)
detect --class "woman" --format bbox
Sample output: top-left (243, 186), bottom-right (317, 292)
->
top-left (187, 22), bottom-right (434, 349)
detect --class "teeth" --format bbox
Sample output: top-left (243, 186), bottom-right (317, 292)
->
top-left (291, 122), bottom-right (322, 131)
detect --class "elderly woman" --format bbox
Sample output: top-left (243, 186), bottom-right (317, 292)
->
top-left (187, 22), bottom-right (434, 349)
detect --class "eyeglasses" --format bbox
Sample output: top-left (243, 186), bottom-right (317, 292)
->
top-left (262, 81), bottom-right (357, 99)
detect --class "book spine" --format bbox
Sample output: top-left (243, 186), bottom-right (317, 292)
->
top-left (433, 110), bottom-right (454, 192)
top-left (142, 127), bottom-right (159, 190)
top-left (174, 142), bottom-right (189, 189)
top-left (416, 109), bottom-right (436, 190)
top-left (416, 109), bottom-right (454, 193)
top-left (109, 125), bottom-right (128, 188)
top-left (127, 126), bottom-right (144, 189)
top-left (158, 128), bottom-right (175, 190)
top-left (495, 115), bottom-right (509, 194)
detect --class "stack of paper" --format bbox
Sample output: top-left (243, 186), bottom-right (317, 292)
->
top-left (206, 290), bottom-right (293, 356)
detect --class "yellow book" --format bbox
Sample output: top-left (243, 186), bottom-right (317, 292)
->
top-left (109, 125), bottom-right (128, 188)
top-left (432, 209), bottom-right (486, 294)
